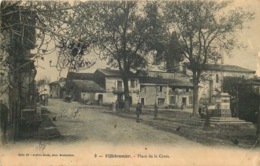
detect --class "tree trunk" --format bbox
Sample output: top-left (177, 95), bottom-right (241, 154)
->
top-left (122, 77), bottom-right (130, 111)
top-left (257, 98), bottom-right (260, 137)
top-left (192, 71), bottom-right (200, 117)
top-left (193, 84), bottom-right (199, 117)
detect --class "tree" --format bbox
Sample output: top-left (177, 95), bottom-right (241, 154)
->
top-left (162, 0), bottom-right (254, 116)
top-left (223, 77), bottom-right (260, 135)
top-left (143, 2), bottom-right (184, 72)
top-left (75, 1), bottom-right (157, 110)
top-left (1, 1), bottom-right (94, 73)
top-left (1, 1), bottom-right (93, 141)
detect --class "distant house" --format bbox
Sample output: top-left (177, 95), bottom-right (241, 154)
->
top-left (66, 72), bottom-right (102, 102)
top-left (198, 64), bottom-right (256, 103)
top-left (66, 69), bottom-right (139, 105)
top-left (66, 79), bottom-right (105, 103)
top-left (137, 71), bottom-right (193, 108)
top-left (92, 68), bottom-right (139, 105)
top-left (66, 68), bottom-right (193, 108)
top-left (49, 78), bottom-right (66, 99)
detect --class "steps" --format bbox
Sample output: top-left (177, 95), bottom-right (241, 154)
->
top-left (192, 117), bottom-right (252, 125)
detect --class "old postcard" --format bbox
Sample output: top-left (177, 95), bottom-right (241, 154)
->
top-left (0, 0), bottom-right (260, 165)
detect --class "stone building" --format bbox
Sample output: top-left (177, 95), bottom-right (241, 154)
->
top-left (66, 68), bottom-right (193, 108)
top-left (66, 68), bottom-right (139, 105)
top-left (199, 64), bottom-right (256, 103)
top-left (49, 78), bottom-right (66, 99)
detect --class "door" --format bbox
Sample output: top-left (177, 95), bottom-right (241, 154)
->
top-left (98, 94), bottom-right (103, 105)
top-left (141, 98), bottom-right (145, 105)
top-left (129, 96), bottom-right (132, 105)
top-left (182, 97), bottom-right (187, 106)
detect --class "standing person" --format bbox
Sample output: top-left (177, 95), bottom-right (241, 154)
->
top-left (154, 103), bottom-right (158, 120)
top-left (115, 100), bottom-right (119, 111)
top-left (204, 104), bottom-right (210, 129)
top-left (136, 102), bottom-right (142, 123)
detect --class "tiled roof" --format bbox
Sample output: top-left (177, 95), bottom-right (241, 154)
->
top-left (72, 80), bottom-right (105, 92)
top-left (97, 68), bottom-right (136, 77)
top-left (67, 72), bottom-right (95, 80)
top-left (139, 77), bottom-right (193, 87)
top-left (204, 64), bottom-right (255, 73)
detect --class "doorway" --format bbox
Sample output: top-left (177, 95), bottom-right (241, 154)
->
top-left (182, 97), bottom-right (187, 106)
top-left (98, 94), bottom-right (103, 105)
top-left (141, 98), bottom-right (145, 105)
top-left (129, 96), bottom-right (132, 105)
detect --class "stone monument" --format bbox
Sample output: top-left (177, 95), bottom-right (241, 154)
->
top-left (211, 93), bottom-right (232, 117)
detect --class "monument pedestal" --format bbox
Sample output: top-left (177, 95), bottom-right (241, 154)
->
top-left (211, 109), bottom-right (232, 117)
top-left (211, 93), bottom-right (232, 117)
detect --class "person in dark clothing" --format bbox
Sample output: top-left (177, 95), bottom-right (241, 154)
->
top-left (198, 106), bottom-right (205, 119)
top-left (0, 100), bottom-right (8, 143)
top-left (154, 103), bottom-right (158, 120)
top-left (204, 104), bottom-right (210, 129)
top-left (136, 103), bottom-right (142, 123)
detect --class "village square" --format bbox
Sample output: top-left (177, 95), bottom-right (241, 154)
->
top-left (0, 1), bottom-right (260, 165)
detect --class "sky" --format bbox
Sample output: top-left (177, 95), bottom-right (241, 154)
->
top-left (35, 0), bottom-right (260, 82)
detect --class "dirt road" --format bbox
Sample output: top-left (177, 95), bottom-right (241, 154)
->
top-left (1, 99), bottom-right (259, 166)
top-left (45, 99), bottom-right (198, 146)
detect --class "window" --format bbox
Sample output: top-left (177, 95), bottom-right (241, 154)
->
top-left (159, 86), bottom-right (163, 92)
top-left (117, 81), bottom-right (123, 88)
top-left (186, 88), bottom-right (189, 92)
top-left (158, 98), bottom-right (165, 105)
top-left (130, 79), bottom-right (135, 88)
top-left (216, 74), bottom-right (219, 83)
top-left (141, 98), bottom-right (145, 105)
top-left (140, 85), bottom-right (145, 93)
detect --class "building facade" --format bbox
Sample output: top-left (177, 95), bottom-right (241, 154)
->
top-left (49, 78), bottom-right (66, 99)
top-left (197, 64), bottom-right (256, 103)
top-left (66, 68), bottom-right (193, 108)
top-left (138, 71), bottom-right (193, 108)
top-left (66, 69), bottom-right (139, 105)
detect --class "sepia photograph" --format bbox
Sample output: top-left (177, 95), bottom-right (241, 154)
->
top-left (0, 0), bottom-right (260, 165)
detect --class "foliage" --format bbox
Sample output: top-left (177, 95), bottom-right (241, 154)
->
top-left (161, 0), bottom-right (254, 115)
top-left (1, 1), bottom-right (94, 73)
top-left (223, 77), bottom-right (259, 124)
top-left (73, 1), bottom-right (163, 110)
top-left (238, 87), bottom-right (259, 124)
top-left (223, 76), bottom-right (243, 97)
